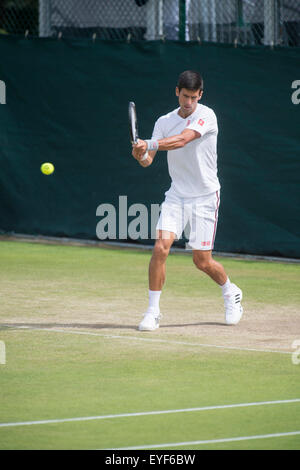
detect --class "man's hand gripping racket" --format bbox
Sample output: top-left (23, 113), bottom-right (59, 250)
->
top-left (129, 101), bottom-right (149, 162)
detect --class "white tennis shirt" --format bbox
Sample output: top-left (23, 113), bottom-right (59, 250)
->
top-left (152, 103), bottom-right (220, 197)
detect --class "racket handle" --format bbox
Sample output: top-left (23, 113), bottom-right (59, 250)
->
top-left (140, 151), bottom-right (149, 162)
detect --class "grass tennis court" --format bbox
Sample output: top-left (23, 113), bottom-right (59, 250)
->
top-left (0, 239), bottom-right (299, 450)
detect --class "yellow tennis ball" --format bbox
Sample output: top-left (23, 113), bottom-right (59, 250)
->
top-left (41, 162), bottom-right (54, 175)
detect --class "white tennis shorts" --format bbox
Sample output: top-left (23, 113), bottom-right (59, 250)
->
top-left (156, 188), bottom-right (220, 250)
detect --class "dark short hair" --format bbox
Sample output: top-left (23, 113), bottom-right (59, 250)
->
top-left (177, 70), bottom-right (204, 92)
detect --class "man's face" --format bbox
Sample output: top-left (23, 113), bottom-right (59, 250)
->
top-left (176, 87), bottom-right (203, 118)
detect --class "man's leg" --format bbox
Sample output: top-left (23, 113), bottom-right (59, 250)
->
top-left (139, 230), bottom-right (176, 331)
top-left (149, 230), bottom-right (177, 291)
top-left (193, 250), bottom-right (243, 325)
top-left (192, 249), bottom-right (227, 285)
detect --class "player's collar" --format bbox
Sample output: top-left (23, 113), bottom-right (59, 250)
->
top-left (177, 103), bottom-right (200, 120)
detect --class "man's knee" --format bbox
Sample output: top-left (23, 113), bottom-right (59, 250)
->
top-left (193, 252), bottom-right (212, 272)
top-left (152, 240), bottom-right (171, 262)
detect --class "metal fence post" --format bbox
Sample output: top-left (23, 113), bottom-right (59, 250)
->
top-left (158, 0), bottom-right (164, 38)
top-left (211, 0), bottom-right (217, 42)
top-left (264, 0), bottom-right (280, 45)
top-left (145, 0), bottom-right (163, 40)
top-left (39, 0), bottom-right (51, 37)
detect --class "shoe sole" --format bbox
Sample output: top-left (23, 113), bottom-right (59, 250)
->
top-left (138, 325), bottom-right (160, 331)
top-left (226, 306), bottom-right (243, 325)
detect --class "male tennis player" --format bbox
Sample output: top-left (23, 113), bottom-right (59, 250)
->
top-left (132, 70), bottom-right (243, 331)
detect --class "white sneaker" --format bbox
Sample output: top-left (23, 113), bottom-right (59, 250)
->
top-left (138, 310), bottom-right (161, 331)
top-left (224, 284), bottom-right (243, 325)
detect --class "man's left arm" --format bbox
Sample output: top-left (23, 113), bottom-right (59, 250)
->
top-left (133, 129), bottom-right (201, 157)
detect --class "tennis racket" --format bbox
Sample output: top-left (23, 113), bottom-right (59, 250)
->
top-left (129, 101), bottom-right (149, 162)
top-left (128, 101), bottom-right (139, 145)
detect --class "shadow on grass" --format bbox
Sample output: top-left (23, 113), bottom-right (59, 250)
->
top-left (0, 321), bottom-right (225, 331)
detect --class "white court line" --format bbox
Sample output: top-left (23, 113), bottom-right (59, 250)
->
top-left (110, 431), bottom-right (300, 450)
top-left (3, 324), bottom-right (292, 355)
top-left (0, 399), bottom-right (299, 428)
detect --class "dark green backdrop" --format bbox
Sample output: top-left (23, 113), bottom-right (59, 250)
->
top-left (0, 37), bottom-right (299, 257)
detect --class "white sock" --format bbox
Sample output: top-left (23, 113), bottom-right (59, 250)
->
top-left (148, 290), bottom-right (161, 312)
top-left (220, 278), bottom-right (232, 297)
